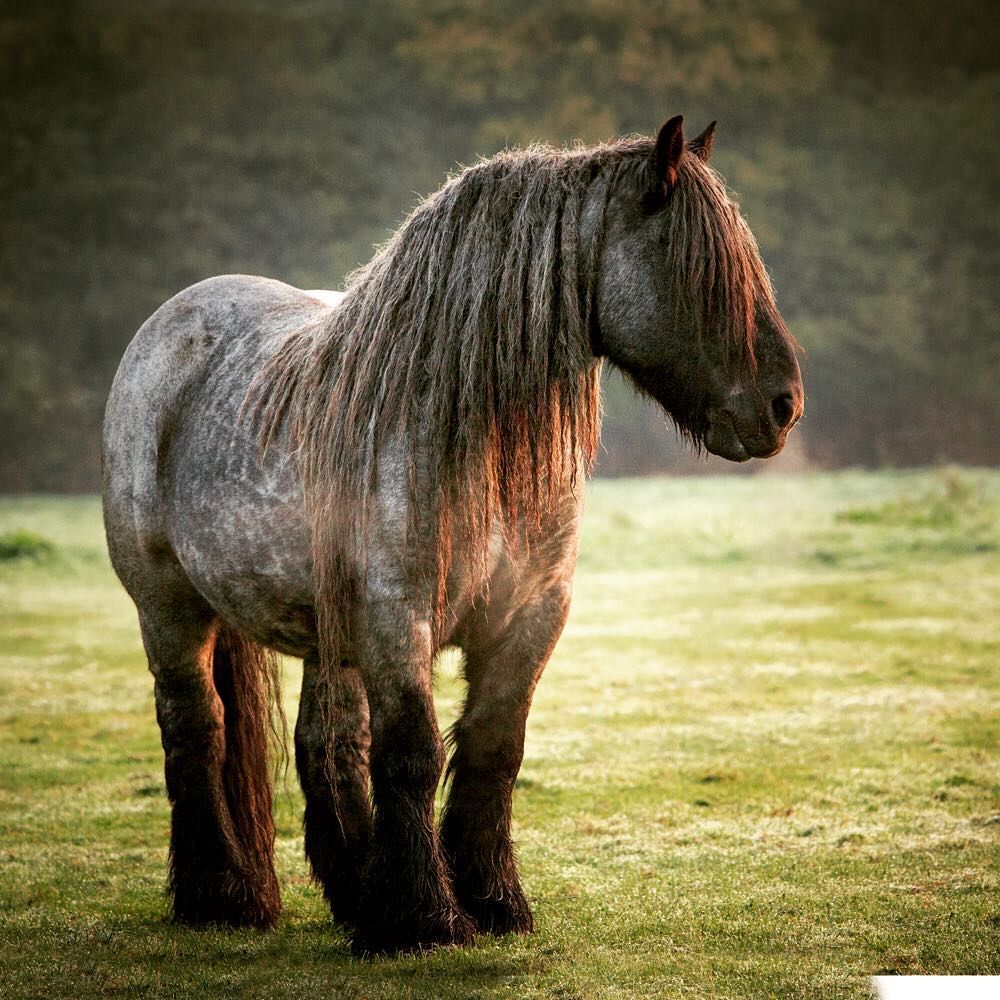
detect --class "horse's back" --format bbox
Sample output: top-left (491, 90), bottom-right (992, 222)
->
top-left (304, 289), bottom-right (346, 308)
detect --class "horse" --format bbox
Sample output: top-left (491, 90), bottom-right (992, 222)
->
top-left (102, 116), bottom-right (803, 956)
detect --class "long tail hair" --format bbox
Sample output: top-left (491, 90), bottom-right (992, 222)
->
top-left (210, 623), bottom-right (285, 926)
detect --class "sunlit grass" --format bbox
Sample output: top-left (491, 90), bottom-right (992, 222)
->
top-left (0, 470), bottom-right (997, 998)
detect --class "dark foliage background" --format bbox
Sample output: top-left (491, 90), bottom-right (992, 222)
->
top-left (2, 0), bottom-right (998, 490)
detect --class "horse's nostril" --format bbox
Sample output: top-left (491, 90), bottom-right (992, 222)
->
top-left (771, 392), bottom-right (795, 430)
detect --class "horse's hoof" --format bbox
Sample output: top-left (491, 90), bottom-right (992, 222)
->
top-left (172, 871), bottom-right (281, 930)
top-left (326, 896), bottom-right (361, 931)
top-left (350, 906), bottom-right (476, 957)
top-left (461, 888), bottom-right (534, 937)
top-left (445, 864), bottom-right (535, 937)
top-left (455, 878), bottom-right (535, 937)
top-left (316, 876), bottom-right (363, 931)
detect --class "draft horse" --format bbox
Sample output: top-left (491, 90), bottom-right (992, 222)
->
top-left (102, 116), bottom-right (803, 955)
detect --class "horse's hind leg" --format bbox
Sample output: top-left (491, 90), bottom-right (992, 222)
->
top-left (441, 580), bottom-right (573, 935)
top-left (294, 656), bottom-right (372, 926)
top-left (138, 583), bottom-right (280, 928)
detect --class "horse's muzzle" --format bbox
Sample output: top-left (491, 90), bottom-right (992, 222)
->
top-left (706, 384), bottom-right (803, 462)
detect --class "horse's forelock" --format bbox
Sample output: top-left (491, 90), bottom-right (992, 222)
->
top-left (668, 153), bottom-right (777, 371)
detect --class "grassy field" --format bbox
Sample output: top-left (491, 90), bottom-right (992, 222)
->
top-left (0, 470), bottom-right (997, 999)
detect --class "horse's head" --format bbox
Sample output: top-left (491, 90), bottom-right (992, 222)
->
top-left (596, 116), bottom-right (803, 461)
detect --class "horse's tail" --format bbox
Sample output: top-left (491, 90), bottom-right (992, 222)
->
top-left (211, 623), bottom-right (286, 923)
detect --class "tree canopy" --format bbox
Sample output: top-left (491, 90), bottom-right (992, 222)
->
top-left (2, 0), bottom-right (997, 490)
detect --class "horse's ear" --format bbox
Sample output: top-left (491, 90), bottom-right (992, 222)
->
top-left (653, 115), bottom-right (685, 197)
top-left (688, 120), bottom-right (716, 162)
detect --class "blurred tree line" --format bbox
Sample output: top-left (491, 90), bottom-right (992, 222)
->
top-left (2, 0), bottom-right (998, 490)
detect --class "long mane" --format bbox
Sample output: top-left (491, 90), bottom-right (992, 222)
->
top-left (245, 134), bottom-right (774, 662)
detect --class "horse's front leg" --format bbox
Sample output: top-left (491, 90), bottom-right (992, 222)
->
top-left (352, 601), bottom-right (475, 955)
top-left (441, 580), bottom-right (573, 935)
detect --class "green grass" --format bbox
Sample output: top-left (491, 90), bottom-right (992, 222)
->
top-left (1, 470), bottom-right (998, 998)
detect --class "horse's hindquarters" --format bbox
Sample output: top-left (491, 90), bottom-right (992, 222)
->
top-left (102, 275), bottom-right (335, 657)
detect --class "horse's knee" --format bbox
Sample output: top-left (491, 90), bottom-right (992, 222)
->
top-left (451, 724), bottom-right (524, 784)
top-left (372, 738), bottom-right (444, 799)
top-left (369, 691), bottom-right (444, 794)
